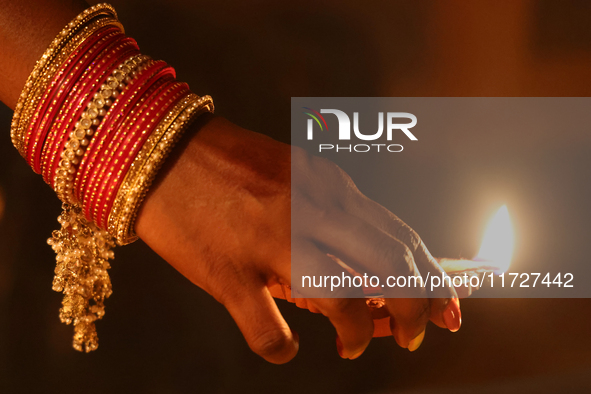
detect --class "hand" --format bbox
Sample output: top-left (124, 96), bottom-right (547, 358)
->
top-left (135, 115), bottom-right (460, 364)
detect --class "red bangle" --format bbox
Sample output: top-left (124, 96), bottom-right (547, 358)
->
top-left (23, 26), bottom-right (116, 164)
top-left (85, 75), bottom-right (175, 222)
top-left (95, 81), bottom-right (188, 227)
top-left (76, 60), bottom-right (167, 208)
top-left (90, 77), bottom-right (179, 223)
top-left (36, 31), bottom-right (127, 179)
top-left (52, 53), bottom-right (148, 204)
top-left (40, 38), bottom-right (138, 180)
top-left (44, 45), bottom-right (139, 187)
top-left (43, 40), bottom-right (140, 184)
top-left (75, 60), bottom-right (171, 205)
top-left (26, 27), bottom-right (123, 171)
top-left (74, 59), bottom-right (162, 199)
top-left (81, 66), bottom-right (175, 220)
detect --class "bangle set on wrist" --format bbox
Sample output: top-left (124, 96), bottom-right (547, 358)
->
top-left (10, 3), bottom-right (214, 352)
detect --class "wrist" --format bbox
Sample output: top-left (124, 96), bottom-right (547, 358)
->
top-left (134, 115), bottom-right (291, 243)
top-left (0, 0), bottom-right (88, 108)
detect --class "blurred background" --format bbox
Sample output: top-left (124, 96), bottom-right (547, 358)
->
top-left (1, 0), bottom-right (591, 393)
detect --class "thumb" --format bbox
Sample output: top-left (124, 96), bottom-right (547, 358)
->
top-left (222, 285), bottom-right (299, 364)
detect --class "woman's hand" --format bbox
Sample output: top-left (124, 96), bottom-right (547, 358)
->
top-left (135, 115), bottom-right (460, 364)
top-left (0, 0), bottom-right (461, 363)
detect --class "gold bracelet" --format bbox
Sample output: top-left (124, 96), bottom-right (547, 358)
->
top-left (31, 20), bottom-right (125, 178)
top-left (17, 17), bottom-right (123, 159)
top-left (11, 3), bottom-right (119, 157)
top-left (108, 94), bottom-right (214, 244)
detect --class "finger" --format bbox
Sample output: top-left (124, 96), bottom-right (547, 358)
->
top-left (268, 283), bottom-right (288, 300)
top-left (286, 238), bottom-right (366, 299)
top-left (386, 297), bottom-right (430, 350)
top-left (222, 284), bottom-right (299, 364)
top-left (313, 296), bottom-right (374, 359)
top-left (287, 240), bottom-right (374, 358)
top-left (347, 195), bottom-right (456, 297)
top-left (309, 211), bottom-right (431, 347)
top-left (310, 210), bottom-right (424, 298)
top-left (348, 196), bottom-right (459, 328)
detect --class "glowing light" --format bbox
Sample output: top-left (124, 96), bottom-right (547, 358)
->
top-left (476, 205), bottom-right (514, 273)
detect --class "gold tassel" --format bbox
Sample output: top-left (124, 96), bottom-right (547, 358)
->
top-left (47, 203), bottom-right (115, 352)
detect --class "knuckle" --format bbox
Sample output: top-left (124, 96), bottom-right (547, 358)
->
top-left (375, 238), bottom-right (414, 274)
top-left (311, 206), bottom-right (343, 227)
top-left (314, 206), bottom-right (331, 221)
top-left (396, 223), bottom-right (421, 252)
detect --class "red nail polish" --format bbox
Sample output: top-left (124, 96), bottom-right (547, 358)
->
top-left (336, 336), bottom-right (345, 358)
top-left (443, 298), bottom-right (462, 332)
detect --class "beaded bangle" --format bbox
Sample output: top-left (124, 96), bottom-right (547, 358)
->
top-left (37, 32), bottom-right (129, 179)
top-left (83, 74), bottom-right (175, 221)
top-left (90, 78), bottom-right (180, 225)
top-left (95, 82), bottom-right (189, 228)
top-left (54, 54), bottom-right (146, 203)
top-left (49, 51), bottom-right (145, 185)
top-left (74, 60), bottom-right (168, 203)
top-left (41, 41), bottom-right (141, 183)
top-left (45, 47), bottom-right (143, 186)
top-left (53, 54), bottom-right (145, 202)
top-left (10, 3), bottom-right (118, 154)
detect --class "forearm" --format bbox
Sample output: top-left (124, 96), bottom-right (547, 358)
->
top-left (0, 0), bottom-right (87, 108)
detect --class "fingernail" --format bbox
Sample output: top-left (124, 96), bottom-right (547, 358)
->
top-left (408, 330), bottom-right (425, 352)
top-left (336, 336), bottom-right (345, 358)
top-left (348, 349), bottom-right (364, 360)
top-left (336, 336), bottom-right (365, 359)
top-left (443, 298), bottom-right (462, 332)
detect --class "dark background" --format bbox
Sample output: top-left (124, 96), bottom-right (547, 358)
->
top-left (1, 0), bottom-right (591, 393)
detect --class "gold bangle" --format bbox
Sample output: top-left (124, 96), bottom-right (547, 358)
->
top-left (31, 22), bottom-right (125, 178)
top-left (17, 17), bottom-right (123, 159)
top-left (107, 93), bottom-right (198, 243)
top-left (108, 94), bottom-right (214, 244)
top-left (11, 3), bottom-right (119, 157)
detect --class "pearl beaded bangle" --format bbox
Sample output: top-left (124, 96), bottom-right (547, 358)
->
top-left (42, 41), bottom-right (141, 184)
top-left (54, 54), bottom-right (147, 203)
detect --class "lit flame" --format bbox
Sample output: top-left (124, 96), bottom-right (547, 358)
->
top-left (476, 205), bottom-right (514, 273)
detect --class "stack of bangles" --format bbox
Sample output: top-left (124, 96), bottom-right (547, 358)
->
top-left (10, 3), bottom-right (214, 352)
